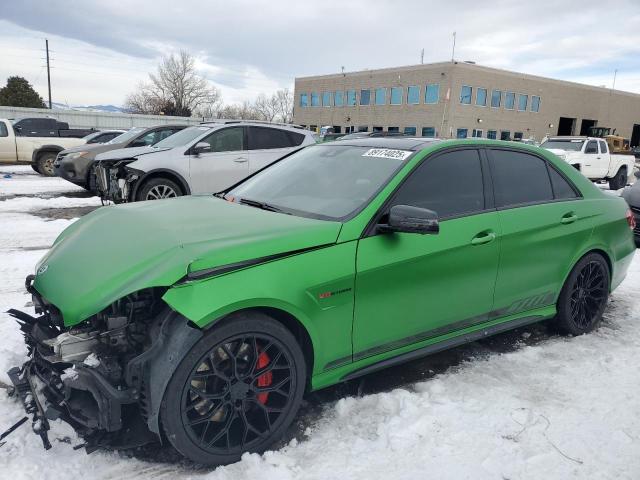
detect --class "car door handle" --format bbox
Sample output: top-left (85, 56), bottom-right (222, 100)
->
top-left (471, 231), bottom-right (496, 246)
top-left (561, 213), bottom-right (578, 224)
top-left (233, 157), bottom-right (248, 163)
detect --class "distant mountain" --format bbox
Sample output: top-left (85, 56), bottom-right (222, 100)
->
top-left (51, 102), bottom-right (128, 113)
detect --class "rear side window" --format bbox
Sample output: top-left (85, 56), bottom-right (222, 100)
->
top-left (490, 150), bottom-right (553, 207)
top-left (0, 122), bottom-right (7, 137)
top-left (248, 126), bottom-right (299, 150)
top-left (548, 167), bottom-right (579, 200)
top-left (391, 149), bottom-right (484, 219)
top-left (599, 140), bottom-right (608, 154)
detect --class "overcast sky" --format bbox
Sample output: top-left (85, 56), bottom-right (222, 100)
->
top-left (1, 0), bottom-right (639, 107)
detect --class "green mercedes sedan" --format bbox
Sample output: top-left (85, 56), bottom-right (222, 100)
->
top-left (8, 138), bottom-right (635, 465)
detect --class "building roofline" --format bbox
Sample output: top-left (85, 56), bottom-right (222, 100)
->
top-left (295, 60), bottom-right (640, 98)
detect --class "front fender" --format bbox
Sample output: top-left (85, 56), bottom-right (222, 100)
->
top-left (162, 242), bottom-right (358, 378)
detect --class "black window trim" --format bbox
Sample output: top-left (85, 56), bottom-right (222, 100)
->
top-left (484, 146), bottom-right (583, 212)
top-left (362, 145), bottom-right (494, 238)
top-left (247, 125), bottom-right (303, 151)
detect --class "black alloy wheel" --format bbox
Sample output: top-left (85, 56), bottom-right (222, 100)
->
top-left (161, 313), bottom-right (306, 465)
top-left (556, 253), bottom-right (610, 335)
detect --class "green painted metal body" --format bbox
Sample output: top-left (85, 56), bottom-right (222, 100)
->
top-left (32, 139), bottom-right (635, 392)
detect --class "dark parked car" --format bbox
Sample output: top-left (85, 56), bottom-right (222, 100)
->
top-left (54, 124), bottom-right (187, 189)
top-left (622, 171), bottom-right (640, 246)
top-left (82, 130), bottom-right (126, 144)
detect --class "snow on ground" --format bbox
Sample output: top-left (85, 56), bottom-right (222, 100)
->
top-left (0, 165), bottom-right (87, 197)
top-left (0, 168), bottom-right (639, 479)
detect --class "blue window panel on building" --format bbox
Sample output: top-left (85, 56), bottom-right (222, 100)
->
top-left (531, 95), bottom-right (541, 112)
top-left (422, 127), bottom-right (436, 137)
top-left (322, 91), bottom-right (332, 106)
top-left (347, 90), bottom-right (356, 106)
top-left (375, 88), bottom-right (386, 105)
top-left (460, 85), bottom-right (472, 104)
top-left (311, 92), bottom-right (320, 107)
top-left (505, 92), bottom-right (515, 109)
top-left (334, 91), bottom-right (344, 106)
top-left (300, 93), bottom-right (308, 107)
top-left (426, 84), bottom-right (440, 104)
top-left (518, 94), bottom-right (528, 111)
top-left (407, 86), bottom-right (420, 104)
top-left (491, 90), bottom-right (501, 108)
top-left (476, 88), bottom-right (487, 106)
top-left (360, 89), bottom-right (371, 105)
top-left (390, 87), bottom-right (402, 105)
top-left (457, 128), bottom-right (468, 138)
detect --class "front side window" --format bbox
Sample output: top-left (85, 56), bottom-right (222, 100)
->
top-left (490, 149), bottom-right (553, 207)
top-left (422, 127), bottom-right (436, 137)
top-left (407, 86), bottom-right (420, 104)
top-left (476, 88), bottom-right (487, 106)
top-left (425, 84), bottom-right (440, 104)
top-left (390, 149), bottom-right (485, 219)
top-left (505, 92), bottom-right (515, 110)
top-left (228, 145), bottom-right (411, 220)
top-left (491, 90), bottom-right (502, 108)
top-left (460, 85), bottom-right (472, 105)
top-left (334, 91), bottom-right (344, 107)
top-left (390, 87), bottom-right (402, 105)
top-left (300, 93), bottom-right (308, 107)
top-left (202, 127), bottom-right (245, 152)
top-left (457, 128), bottom-right (468, 138)
top-left (346, 90), bottom-right (356, 106)
top-left (487, 130), bottom-right (497, 140)
top-left (375, 88), bottom-right (386, 105)
top-left (517, 94), bottom-right (528, 111)
top-left (531, 95), bottom-right (540, 112)
top-left (0, 122), bottom-right (8, 137)
top-left (109, 127), bottom-right (145, 145)
top-left (322, 91), bottom-right (332, 107)
top-left (404, 126), bottom-right (417, 135)
top-left (360, 89), bottom-right (371, 106)
top-left (248, 127), bottom-right (301, 150)
top-left (311, 92), bottom-right (320, 107)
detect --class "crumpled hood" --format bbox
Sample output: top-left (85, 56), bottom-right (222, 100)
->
top-left (33, 196), bottom-right (341, 326)
top-left (94, 146), bottom-right (169, 162)
top-left (60, 142), bottom-right (124, 156)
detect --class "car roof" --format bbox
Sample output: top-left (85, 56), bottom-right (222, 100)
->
top-left (331, 137), bottom-right (441, 150)
top-left (199, 120), bottom-right (308, 132)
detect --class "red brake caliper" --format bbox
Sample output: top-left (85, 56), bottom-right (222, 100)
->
top-left (255, 350), bottom-right (273, 405)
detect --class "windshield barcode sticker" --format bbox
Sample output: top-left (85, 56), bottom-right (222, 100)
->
top-left (362, 148), bottom-right (412, 160)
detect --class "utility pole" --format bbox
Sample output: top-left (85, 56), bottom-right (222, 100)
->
top-left (421, 48), bottom-right (424, 64)
top-left (612, 69), bottom-right (618, 90)
top-left (45, 39), bottom-right (52, 109)
top-left (451, 32), bottom-right (456, 62)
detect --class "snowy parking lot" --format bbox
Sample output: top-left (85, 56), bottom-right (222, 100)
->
top-left (0, 164), bottom-right (639, 479)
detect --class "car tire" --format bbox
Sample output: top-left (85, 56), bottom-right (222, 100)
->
top-left (160, 312), bottom-right (307, 466)
top-left (555, 252), bottom-right (610, 335)
top-left (37, 152), bottom-right (57, 177)
top-left (136, 177), bottom-right (183, 201)
top-left (608, 167), bottom-right (627, 190)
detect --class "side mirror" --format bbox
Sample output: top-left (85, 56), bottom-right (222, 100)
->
top-left (378, 205), bottom-right (440, 235)
top-left (192, 142), bottom-right (211, 155)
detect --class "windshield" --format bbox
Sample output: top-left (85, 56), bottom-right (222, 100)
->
top-left (153, 126), bottom-right (211, 149)
top-left (228, 144), bottom-right (413, 220)
top-left (541, 139), bottom-right (584, 151)
top-left (107, 127), bottom-right (145, 145)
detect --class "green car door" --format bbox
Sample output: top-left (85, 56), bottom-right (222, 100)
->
top-left (353, 148), bottom-right (501, 360)
top-left (486, 147), bottom-right (595, 315)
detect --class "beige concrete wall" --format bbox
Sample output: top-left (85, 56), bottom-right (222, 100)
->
top-left (294, 62), bottom-right (640, 143)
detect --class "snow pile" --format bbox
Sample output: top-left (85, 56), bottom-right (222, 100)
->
top-left (0, 172), bottom-right (638, 479)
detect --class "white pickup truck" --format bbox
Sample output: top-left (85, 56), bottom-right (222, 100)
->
top-left (0, 118), bottom-right (86, 175)
top-left (541, 136), bottom-right (635, 190)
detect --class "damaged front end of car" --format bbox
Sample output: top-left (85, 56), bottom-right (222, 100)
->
top-left (7, 276), bottom-right (202, 453)
top-left (94, 161), bottom-right (141, 204)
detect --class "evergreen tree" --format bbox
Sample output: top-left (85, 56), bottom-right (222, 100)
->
top-left (0, 76), bottom-right (47, 108)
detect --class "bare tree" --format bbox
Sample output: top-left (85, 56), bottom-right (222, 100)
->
top-left (125, 51), bottom-right (221, 117)
top-left (273, 88), bottom-right (294, 123)
top-left (253, 93), bottom-right (278, 122)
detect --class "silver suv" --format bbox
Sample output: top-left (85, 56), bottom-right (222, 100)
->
top-left (93, 121), bottom-right (316, 203)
